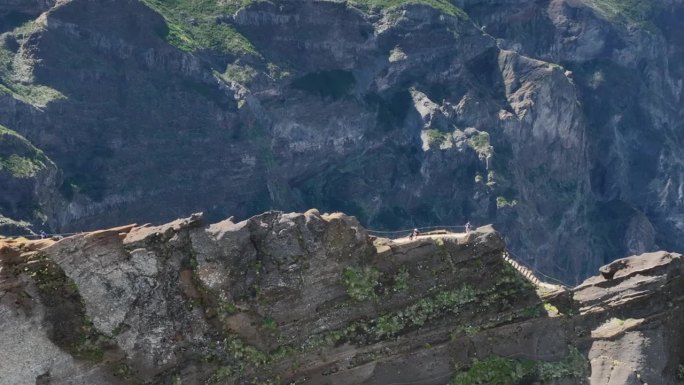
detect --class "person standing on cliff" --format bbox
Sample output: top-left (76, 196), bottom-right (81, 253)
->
top-left (465, 221), bottom-right (472, 234)
top-left (410, 228), bottom-right (419, 240)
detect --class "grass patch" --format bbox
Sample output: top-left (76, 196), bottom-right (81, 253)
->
top-left (342, 265), bottom-right (381, 301)
top-left (392, 266), bottom-right (409, 292)
top-left (291, 70), bottom-right (356, 99)
top-left (496, 196), bottom-right (517, 209)
top-left (0, 154), bottom-right (45, 178)
top-left (0, 124), bottom-right (50, 178)
top-left (424, 129), bottom-right (449, 147)
top-left (140, 0), bottom-right (259, 55)
top-left (349, 0), bottom-right (467, 18)
top-left (584, 0), bottom-right (661, 31)
top-left (0, 23), bottom-right (67, 106)
top-left (468, 131), bottom-right (493, 158)
top-left (449, 347), bottom-right (588, 385)
top-left (304, 285), bottom-right (478, 349)
top-left (223, 63), bottom-right (258, 84)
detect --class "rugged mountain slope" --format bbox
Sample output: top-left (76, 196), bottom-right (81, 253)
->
top-left (1, 211), bottom-right (682, 384)
top-left (0, 0), bottom-right (682, 282)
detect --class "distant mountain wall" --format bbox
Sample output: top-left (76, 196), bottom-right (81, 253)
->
top-left (0, 0), bottom-right (683, 282)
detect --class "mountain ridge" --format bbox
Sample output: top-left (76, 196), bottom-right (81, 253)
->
top-left (0, 0), bottom-right (682, 283)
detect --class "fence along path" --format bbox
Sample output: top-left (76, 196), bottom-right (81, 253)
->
top-left (366, 225), bottom-right (466, 239)
top-left (10, 226), bottom-right (571, 290)
top-left (369, 227), bottom-right (570, 291)
top-left (502, 251), bottom-right (567, 291)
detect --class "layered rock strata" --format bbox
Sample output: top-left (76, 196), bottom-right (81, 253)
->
top-left (0, 211), bottom-right (681, 384)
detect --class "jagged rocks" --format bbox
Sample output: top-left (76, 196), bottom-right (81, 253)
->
top-left (1, 211), bottom-right (681, 384)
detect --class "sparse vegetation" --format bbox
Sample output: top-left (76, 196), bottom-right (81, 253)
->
top-left (543, 302), bottom-right (559, 314)
top-left (223, 63), bottom-right (258, 85)
top-left (496, 196), bottom-right (517, 209)
top-left (349, 0), bottom-right (467, 18)
top-left (261, 317), bottom-right (278, 331)
top-left (305, 285), bottom-right (478, 348)
top-left (392, 266), bottom-right (409, 292)
top-left (0, 154), bottom-right (45, 178)
top-left (267, 63), bottom-right (290, 80)
top-left (486, 171), bottom-right (497, 188)
top-left (474, 173), bottom-right (483, 183)
top-left (0, 23), bottom-right (66, 106)
top-left (677, 364), bottom-right (684, 381)
top-left (584, 0), bottom-right (660, 31)
top-left (425, 129), bottom-right (449, 146)
top-left (112, 363), bottom-right (133, 378)
top-left (449, 347), bottom-right (587, 385)
top-left (342, 265), bottom-right (381, 301)
top-left (0, 128), bottom-right (51, 173)
top-left (450, 356), bottom-right (536, 385)
top-left (139, 0), bottom-right (259, 55)
top-left (291, 70), bottom-right (355, 99)
top-left (19, 253), bottom-right (113, 362)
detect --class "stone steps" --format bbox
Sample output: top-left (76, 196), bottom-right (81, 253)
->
top-left (502, 252), bottom-right (564, 291)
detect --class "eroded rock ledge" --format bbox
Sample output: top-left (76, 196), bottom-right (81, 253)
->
top-left (0, 211), bottom-right (682, 385)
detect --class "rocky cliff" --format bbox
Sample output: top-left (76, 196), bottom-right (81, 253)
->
top-left (1, 211), bottom-right (682, 384)
top-left (0, 0), bottom-right (682, 283)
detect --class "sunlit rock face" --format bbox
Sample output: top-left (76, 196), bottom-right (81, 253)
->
top-left (1, 211), bottom-right (682, 384)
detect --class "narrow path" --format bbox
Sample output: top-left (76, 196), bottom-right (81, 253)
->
top-left (502, 252), bottom-right (565, 292)
top-left (391, 232), bottom-right (468, 245)
top-left (383, 230), bottom-right (566, 292)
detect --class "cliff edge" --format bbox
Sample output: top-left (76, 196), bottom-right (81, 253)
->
top-left (0, 211), bottom-right (682, 384)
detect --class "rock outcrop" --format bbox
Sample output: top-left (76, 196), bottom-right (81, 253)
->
top-left (0, 211), bottom-right (681, 384)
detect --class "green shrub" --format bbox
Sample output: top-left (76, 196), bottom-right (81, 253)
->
top-left (583, 0), bottom-right (660, 31)
top-left (0, 24), bottom-right (66, 106)
top-left (468, 132), bottom-right (493, 158)
top-left (538, 347), bottom-right (588, 380)
top-left (474, 173), bottom-right (483, 183)
top-left (261, 317), bottom-right (278, 331)
top-left (449, 347), bottom-right (588, 385)
top-left (267, 63), bottom-right (290, 80)
top-left (496, 196), bottom-right (517, 209)
top-left (349, 0), bottom-right (467, 18)
top-left (486, 171), bottom-right (497, 188)
top-left (140, 0), bottom-right (259, 55)
top-left (543, 302), bottom-right (559, 314)
top-left (449, 356), bottom-right (536, 385)
top-left (425, 129), bottom-right (449, 146)
top-left (392, 266), bottom-right (409, 292)
top-left (0, 154), bottom-right (45, 178)
top-left (342, 265), bottom-right (381, 301)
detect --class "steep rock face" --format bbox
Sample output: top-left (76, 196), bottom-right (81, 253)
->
top-left (574, 251), bottom-right (684, 385)
top-left (459, 0), bottom-right (684, 278)
top-left (0, 124), bottom-right (63, 234)
top-left (1, 211), bottom-right (682, 385)
top-left (0, 0), bottom-right (681, 283)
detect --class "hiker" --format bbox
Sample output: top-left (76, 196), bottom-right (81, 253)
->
top-left (465, 221), bottom-right (472, 233)
top-left (410, 228), bottom-right (419, 240)
top-left (40, 230), bottom-right (47, 239)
